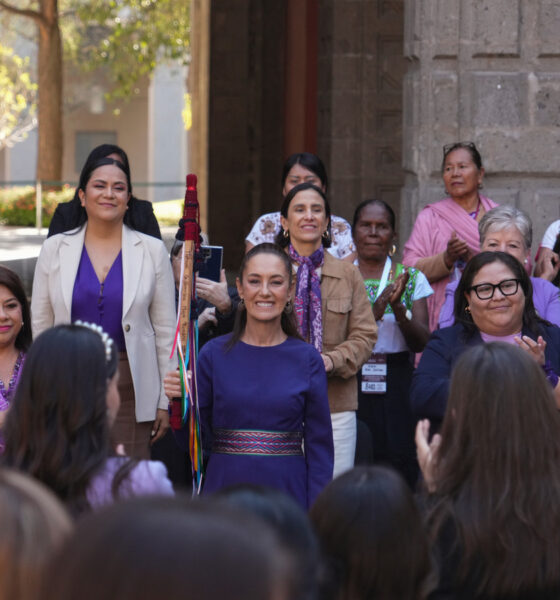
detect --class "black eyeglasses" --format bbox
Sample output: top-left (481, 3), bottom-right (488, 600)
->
top-left (443, 141), bottom-right (477, 156)
top-left (468, 278), bottom-right (521, 300)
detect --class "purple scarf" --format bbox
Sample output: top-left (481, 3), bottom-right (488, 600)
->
top-left (289, 244), bottom-right (324, 352)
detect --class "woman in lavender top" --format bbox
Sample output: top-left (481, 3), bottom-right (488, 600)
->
top-left (2, 324), bottom-right (173, 516)
top-left (0, 267), bottom-right (31, 452)
top-left (32, 152), bottom-right (176, 459)
top-left (439, 205), bottom-right (560, 328)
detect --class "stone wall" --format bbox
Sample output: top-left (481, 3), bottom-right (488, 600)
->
top-left (206, 0), bottom-right (285, 268)
top-left (401, 0), bottom-right (560, 252)
top-left (317, 0), bottom-right (406, 227)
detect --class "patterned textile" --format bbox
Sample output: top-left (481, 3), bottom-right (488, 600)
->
top-left (213, 429), bottom-right (304, 456)
top-left (363, 263), bottom-right (419, 314)
top-left (289, 244), bottom-right (324, 352)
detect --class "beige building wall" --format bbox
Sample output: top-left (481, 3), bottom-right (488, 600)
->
top-left (62, 82), bottom-right (149, 191)
top-left (401, 0), bottom-right (560, 251)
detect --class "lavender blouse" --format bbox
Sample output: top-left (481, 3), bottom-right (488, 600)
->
top-left (71, 247), bottom-right (126, 350)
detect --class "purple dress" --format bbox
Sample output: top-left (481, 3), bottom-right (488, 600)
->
top-left (197, 335), bottom-right (334, 509)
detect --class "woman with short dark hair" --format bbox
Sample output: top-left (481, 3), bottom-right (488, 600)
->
top-left (411, 251), bottom-right (560, 429)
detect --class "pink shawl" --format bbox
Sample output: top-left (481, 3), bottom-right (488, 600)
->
top-left (402, 195), bottom-right (497, 330)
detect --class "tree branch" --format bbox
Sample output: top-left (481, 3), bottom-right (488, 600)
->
top-left (0, 2), bottom-right (42, 23)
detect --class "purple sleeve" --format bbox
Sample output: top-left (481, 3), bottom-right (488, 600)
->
top-left (127, 460), bottom-right (174, 497)
top-left (438, 280), bottom-right (459, 329)
top-left (304, 348), bottom-right (334, 507)
top-left (532, 278), bottom-right (560, 327)
top-left (197, 342), bottom-right (214, 454)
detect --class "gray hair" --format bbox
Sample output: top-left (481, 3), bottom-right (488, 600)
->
top-left (478, 205), bottom-right (532, 249)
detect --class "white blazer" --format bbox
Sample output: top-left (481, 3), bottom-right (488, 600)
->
top-left (31, 225), bottom-right (176, 422)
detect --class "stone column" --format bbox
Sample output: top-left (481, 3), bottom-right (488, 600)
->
top-left (401, 0), bottom-right (560, 249)
top-left (317, 0), bottom-right (406, 225)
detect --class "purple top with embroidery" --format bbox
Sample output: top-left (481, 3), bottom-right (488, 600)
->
top-left (0, 351), bottom-right (25, 453)
top-left (71, 247), bottom-right (126, 351)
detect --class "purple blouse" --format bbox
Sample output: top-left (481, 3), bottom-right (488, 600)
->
top-left (71, 247), bottom-right (126, 351)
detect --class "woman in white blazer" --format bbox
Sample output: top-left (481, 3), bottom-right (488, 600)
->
top-left (31, 154), bottom-right (176, 459)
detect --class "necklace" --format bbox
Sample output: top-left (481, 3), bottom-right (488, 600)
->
top-left (0, 352), bottom-right (24, 410)
top-left (468, 197), bottom-right (481, 220)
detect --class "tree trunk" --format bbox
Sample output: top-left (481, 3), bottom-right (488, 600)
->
top-left (36, 0), bottom-right (62, 184)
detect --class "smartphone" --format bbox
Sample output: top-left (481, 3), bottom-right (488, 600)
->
top-left (197, 245), bottom-right (223, 282)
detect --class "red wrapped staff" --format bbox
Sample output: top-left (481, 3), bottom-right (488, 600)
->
top-left (170, 174), bottom-right (203, 491)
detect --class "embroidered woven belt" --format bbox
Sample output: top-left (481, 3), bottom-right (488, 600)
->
top-left (212, 428), bottom-right (303, 456)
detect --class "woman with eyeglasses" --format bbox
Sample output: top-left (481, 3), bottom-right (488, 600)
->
top-left (403, 142), bottom-right (497, 330)
top-left (411, 251), bottom-right (560, 429)
top-left (438, 205), bottom-right (560, 328)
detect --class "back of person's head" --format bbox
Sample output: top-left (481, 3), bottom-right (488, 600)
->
top-left (429, 342), bottom-right (560, 596)
top-left (0, 469), bottom-right (72, 600)
top-left (3, 324), bottom-right (118, 514)
top-left (214, 484), bottom-right (321, 600)
top-left (310, 466), bottom-right (433, 600)
top-left (41, 496), bottom-right (290, 600)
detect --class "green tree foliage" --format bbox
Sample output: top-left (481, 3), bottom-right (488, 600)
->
top-left (68, 0), bottom-right (189, 101)
top-left (0, 43), bottom-right (37, 150)
top-left (0, 0), bottom-right (189, 180)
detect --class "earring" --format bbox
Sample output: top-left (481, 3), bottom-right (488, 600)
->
top-left (465, 305), bottom-right (471, 313)
top-left (322, 230), bottom-right (329, 239)
top-left (389, 244), bottom-right (396, 257)
top-left (478, 183), bottom-right (484, 189)
top-left (283, 229), bottom-right (289, 239)
top-left (239, 298), bottom-right (245, 307)
top-left (284, 300), bottom-right (293, 314)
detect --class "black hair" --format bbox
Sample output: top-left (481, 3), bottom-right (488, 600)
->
top-left (274, 183), bottom-right (332, 249)
top-left (42, 496), bottom-right (290, 600)
top-left (282, 152), bottom-right (328, 192)
top-left (352, 198), bottom-right (396, 235)
top-left (214, 485), bottom-right (321, 600)
top-left (310, 466), bottom-right (434, 600)
top-left (3, 324), bottom-right (126, 515)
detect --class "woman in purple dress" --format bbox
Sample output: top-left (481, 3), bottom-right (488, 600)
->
top-left (167, 244), bottom-right (334, 508)
top-left (32, 154), bottom-right (176, 459)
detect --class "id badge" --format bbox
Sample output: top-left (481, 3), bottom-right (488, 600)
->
top-left (361, 352), bottom-right (387, 394)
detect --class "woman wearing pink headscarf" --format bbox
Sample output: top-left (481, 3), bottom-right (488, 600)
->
top-left (402, 142), bottom-right (497, 330)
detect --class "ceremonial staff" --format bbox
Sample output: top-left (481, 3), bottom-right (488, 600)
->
top-left (170, 174), bottom-right (203, 492)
